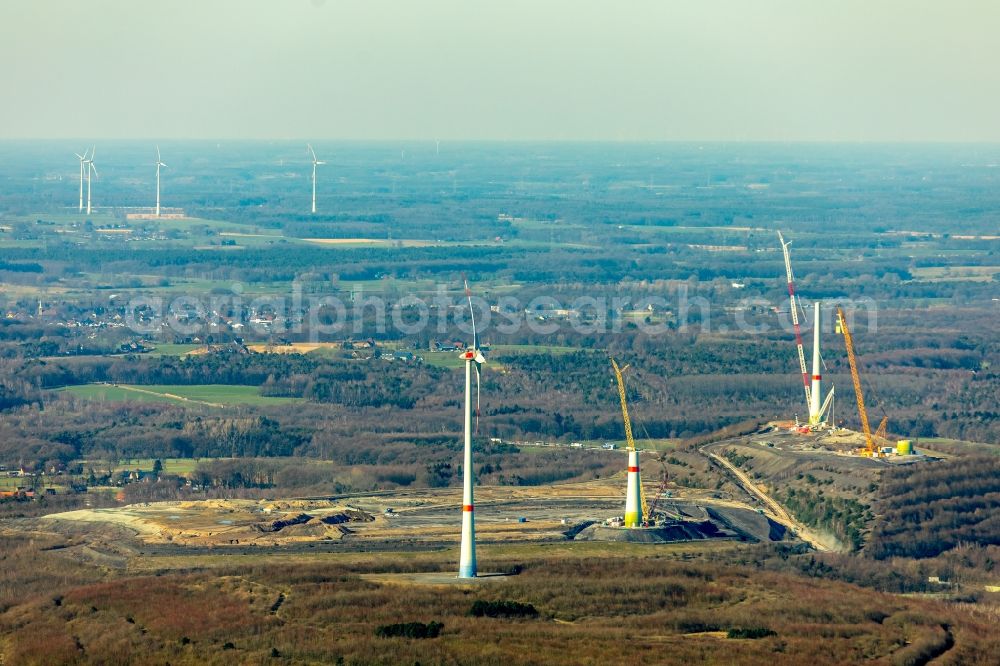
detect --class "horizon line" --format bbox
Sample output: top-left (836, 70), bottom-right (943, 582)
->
top-left (2, 138), bottom-right (1000, 145)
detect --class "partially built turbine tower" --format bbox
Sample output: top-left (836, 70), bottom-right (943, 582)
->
top-left (778, 231), bottom-right (834, 428)
top-left (809, 301), bottom-right (824, 425)
top-left (612, 358), bottom-right (644, 527)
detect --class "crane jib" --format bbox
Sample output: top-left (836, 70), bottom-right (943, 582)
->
top-left (780, 232), bottom-right (812, 410)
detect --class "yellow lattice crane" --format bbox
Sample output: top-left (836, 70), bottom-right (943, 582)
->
top-left (873, 415), bottom-right (889, 445)
top-left (611, 358), bottom-right (649, 524)
top-left (836, 307), bottom-right (884, 457)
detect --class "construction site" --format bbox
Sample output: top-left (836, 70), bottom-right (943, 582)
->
top-left (27, 467), bottom-right (746, 564)
top-left (569, 231), bottom-right (930, 549)
top-left (31, 232), bottom-right (940, 565)
top-left (775, 230), bottom-right (923, 459)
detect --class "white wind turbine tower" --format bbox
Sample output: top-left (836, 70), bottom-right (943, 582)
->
top-left (458, 278), bottom-right (486, 578)
top-left (307, 143), bottom-right (325, 214)
top-left (154, 146), bottom-right (168, 217)
top-left (778, 231), bottom-right (834, 428)
top-left (84, 147), bottom-right (97, 215)
top-left (74, 148), bottom-right (90, 213)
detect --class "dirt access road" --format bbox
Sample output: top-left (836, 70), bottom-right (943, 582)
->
top-left (701, 440), bottom-right (835, 552)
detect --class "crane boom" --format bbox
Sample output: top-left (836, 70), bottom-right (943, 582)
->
top-left (818, 385), bottom-right (835, 424)
top-left (611, 359), bottom-right (636, 453)
top-left (837, 307), bottom-right (876, 456)
top-left (611, 359), bottom-right (649, 524)
top-left (873, 415), bottom-right (889, 446)
top-left (778, 232), bottom-right (812, 412)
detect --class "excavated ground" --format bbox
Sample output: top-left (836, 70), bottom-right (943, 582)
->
top-left (34, 476), bottom-right (790, 554)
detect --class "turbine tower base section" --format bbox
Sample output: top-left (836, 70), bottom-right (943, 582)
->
top-left (458, 504), bottom-right (477, 578)
top-left (624, 450), bottom-right (641, 528)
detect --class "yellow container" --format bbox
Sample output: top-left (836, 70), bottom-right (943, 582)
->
top-left (896, 440), bottom-right (913, 456)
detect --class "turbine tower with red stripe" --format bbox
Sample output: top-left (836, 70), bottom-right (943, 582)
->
top-left (458, 278), bottom-right (485, 578)
top-left (809, 301), bottom-right (823, 425)
top-left (625, 450), bottom-right (641, 528)
top-left (779, 231), bottom-right (834, 428)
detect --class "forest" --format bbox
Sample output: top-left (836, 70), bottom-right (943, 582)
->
top-left (868, 456), bottom-right (1000, 560)
top-left (0, 310), bottom-right (995, 476)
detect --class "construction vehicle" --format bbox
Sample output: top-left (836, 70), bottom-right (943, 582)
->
top-left (611, 359), bottom-right (650, 525)
top-left (836, 307), bottom-right (890, 457)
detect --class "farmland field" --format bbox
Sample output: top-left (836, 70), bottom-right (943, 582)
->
top-left (58, 383), bottom-right (303, 407)
top-left (109, 458), bottom-right (205, 475)
top-left (145, 343), bottom-right (202, 356)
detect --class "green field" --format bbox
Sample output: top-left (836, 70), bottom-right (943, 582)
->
top-left (910, 265), bottom-right (1000, 282)
top-left (638, 438), bottom-right (683, 452)
top-left (421, 352), bottom-right (468, 369)
top-left (58, 383), bottom-right (302, 407)
top-left (108, 457), bottom-right (205, 475)
top-left (334, 276), bottom-right (441, 295)
top-left (0, 476), bottom-right (72, 492)
top-left (0, 477), bottom-right (23, 489)
top-left (80, 273), bottom-right (299, 295)
top-left (493, 344), bottom-right (579, 355)
top-left (145, 343), bottom-right (202, 356)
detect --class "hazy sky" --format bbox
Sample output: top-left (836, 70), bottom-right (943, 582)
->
top-left (2, 0), bottom-right (998, 141)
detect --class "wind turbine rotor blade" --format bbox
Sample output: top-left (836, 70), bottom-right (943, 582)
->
top-left (156, 145), bottom-right (161, 161)
top-left (75, 153), bottom-right (85, 160)
top-left (462, 275), bottom-right (479, 350)
top-left (307, 143), bottom-right (317, 162)
top-left (474, 362), bottom-right (481, 434)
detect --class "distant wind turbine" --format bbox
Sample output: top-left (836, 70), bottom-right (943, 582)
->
top-left (154, 146), bottom-right (168, 217)
top-left (308, 143), bottom-right (325, 214)
top-left (74, 148), bottom-right (90, 213)
top-left (85, 147), bottom-right (97, 215)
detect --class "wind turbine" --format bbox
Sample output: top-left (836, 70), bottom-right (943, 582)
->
top-left (85, 147), bottom-right (97, 215)
top-left (74, 148), bottom-right (90, 213)
top-left (458, 277), bottom-right (486, 578)
top-left (154, 146), bottom-right (167, 217)
top-left (307, 143), bottom-right (325, 214)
